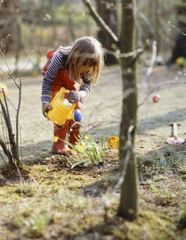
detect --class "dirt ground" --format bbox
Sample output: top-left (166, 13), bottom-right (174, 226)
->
top-left (0, 64), bottom-right (186, 239)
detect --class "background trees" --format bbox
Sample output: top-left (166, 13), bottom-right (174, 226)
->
top-left (0, 0), bottom-right (21, 53)
top-left (167, 0), bottom-right (186, 65)
top-left (0, 0), bottom-right (185, 65)
top-left (96, 0), bottom-right (118, 65)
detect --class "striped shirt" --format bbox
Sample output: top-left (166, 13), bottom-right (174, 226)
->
top-left (41, 50), bottom-right (91, 103)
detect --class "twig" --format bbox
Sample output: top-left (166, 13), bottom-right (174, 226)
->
top-left (83, 121), bottom-right (103, 135)
top-left (103, 48), bottom-right (119, 58)
top-left (138, 78), bottom-right (186, 108)
top-left (71, 160), bottom-right (85, 169)
top-left (5, 96), bottom-right (17, 111)
top-left (168, 21), bottom-right (186, 36)
top-left (103, 47), bottom-right (143, 59)
top-left (17, 50), bottom-right (35, 78)
top-left (144, 41), bottom-right (157, 86)
top-left (0, 49), bottom-right (19, 88)
top-left (0, 110), bottom-right (7, 145)
top-left (15, 79), bottom-right (22, 154)
top-left (120, 48), bottom-right (143, 60)
top-left (0, 49), bottom-right (23, 167)
top-left (136, 7), bottom-right (155, 37)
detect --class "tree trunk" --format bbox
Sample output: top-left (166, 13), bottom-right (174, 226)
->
top-left (96, 0), bottom-right (118, 65)
top-left (82, 0), bottom-right (138, 221)
top-left (154, 0), bottom-right (161, 54)
top-left (0, 0), bottom-right (21, 54)
top-left (66, 1), bottom-right (76, 41)
top-left (168, 0), bottom-right (186, 64)
top-left (117, 0), bottom-right (138, 221)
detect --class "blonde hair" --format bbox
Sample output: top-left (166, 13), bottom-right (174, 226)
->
top-left (60, 36), bottom-right (104, 85)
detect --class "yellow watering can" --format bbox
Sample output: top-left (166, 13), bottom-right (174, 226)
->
top-left (47, 87), bottom-right (81, 126)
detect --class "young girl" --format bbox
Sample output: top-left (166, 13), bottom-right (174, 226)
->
top-left (41, 36), bottom-right (104, 155)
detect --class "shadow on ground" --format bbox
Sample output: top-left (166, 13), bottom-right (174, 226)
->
top-left (138, 108), bottom-right (186, 132)
top-left (19, 105), bottom-right (186, 164)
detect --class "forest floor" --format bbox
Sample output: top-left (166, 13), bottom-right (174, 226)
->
top-left (0, 64), bottom-right (186, 240)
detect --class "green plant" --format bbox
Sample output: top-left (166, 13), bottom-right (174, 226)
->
top-left (70, 135), bottom-right (106, 168)
top-left (23, 211), bottom-right (52, 238)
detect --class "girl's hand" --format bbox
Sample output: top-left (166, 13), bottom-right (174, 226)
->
top-left (67, 91), bottom-right (87, 103)
top-left (42, 102), bottom-right (52, 117)
top-left (67, 91), bottom-right (80, 103)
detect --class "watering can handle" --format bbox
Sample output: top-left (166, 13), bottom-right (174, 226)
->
top-left (62, 88), bottom-right (70, 93)
top-left (60, 87), bottom-right (70, 99)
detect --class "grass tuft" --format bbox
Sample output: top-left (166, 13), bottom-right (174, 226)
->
top-left (69, 135), bottom-right (107, 168)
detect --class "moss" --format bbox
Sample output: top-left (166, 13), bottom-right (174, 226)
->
top-left (0, 185), bottom-right (25, 203)
top-left (111, 210), bottom-right (175, 240)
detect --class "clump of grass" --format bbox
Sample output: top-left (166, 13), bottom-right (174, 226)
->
top-left (57, 187), bottom-right (90, 209)
top-left (138, 146), bottom-right (186, 180)
top-left (159, 150), bottom-right (186, 169)
top-left (23, 211), bottom-right (52, 238)
top-left (15, 183), bottom-right (37, 197)
top-left (69, 135), bottom-right (107, 168)
top-left (178, 202), bottom-right (186, 228)
top-left (177, 164), bottom-right (186, 180)
top-left (8, 207), bottom-right (53, 238)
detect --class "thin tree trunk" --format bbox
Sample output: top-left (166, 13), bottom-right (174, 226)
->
top-left (66, 1), bottom-right (76, 41)
top-left (117, 0), bottom-right (138, 220)
top-left (154, 0), bottom-right (161, 54)
top-left (82, 0), bottom-right (139, 221)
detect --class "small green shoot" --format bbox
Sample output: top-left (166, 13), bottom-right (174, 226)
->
top-left (70, 135), bottom-right (107, 168)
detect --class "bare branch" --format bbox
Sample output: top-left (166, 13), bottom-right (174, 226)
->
top-left (0, 92), bottom-right (19, 165)
top-left (15, 78), bottom-right (22, 153)
top-left (82, 0), bottom-right (119, 46)
top-left (168, 21), bottom-right (186, 36)
top-left (145, 41), bottom-right (157, 81)
top-left (138, 78), bottom-right (186, 108)
top-left (120, 48), bottom-right (143, 64)
top-left (17, 50), bottom-right (35, 78)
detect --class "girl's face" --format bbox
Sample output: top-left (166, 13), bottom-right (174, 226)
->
top-left (79, 65), bottom-right (93, 75)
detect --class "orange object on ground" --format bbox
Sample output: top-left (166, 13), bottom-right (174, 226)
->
top-left (107, 136), bottom-right (119, 149)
